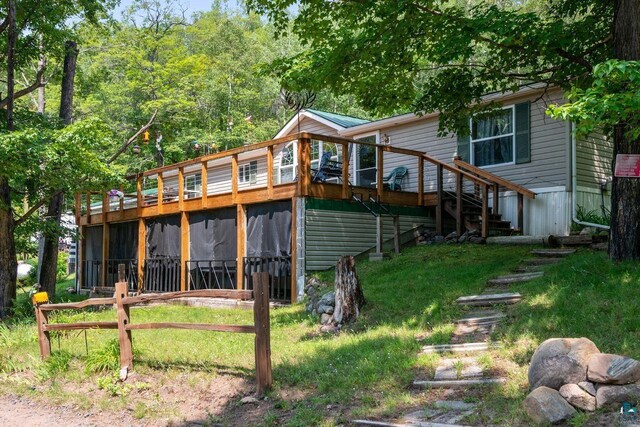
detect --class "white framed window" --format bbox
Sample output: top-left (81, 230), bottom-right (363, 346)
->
top-left (470, 106), bottom-right (515, 167)
top-left (353, 133), bottom-right (378, 186)
top-left (185, 173), bottom-right (202, 198)
top-left (239, 160), bottom-right (258, 184)
top-left (278, 143), bottom-right (296, 184)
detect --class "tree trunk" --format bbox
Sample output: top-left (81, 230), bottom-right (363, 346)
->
top-left (610, 0), bottom-right (640, 260)
top-left (39, 41), bottom-right (78, 297)
top-left (333, 256), bottom-right (365, 325)
top-left (0, 178), bottom-right (17, 317)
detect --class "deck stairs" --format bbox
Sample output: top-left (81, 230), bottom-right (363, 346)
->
top-left (442, 190), bottom-right (513, 236)
top-left (351, 189), bottom-right (402, 256)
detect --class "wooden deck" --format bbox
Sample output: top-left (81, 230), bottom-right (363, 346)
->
top-left (76, 132), bottom-right (536, 302)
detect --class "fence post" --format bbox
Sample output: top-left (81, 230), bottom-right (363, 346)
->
top-left (115, 273), bottom-right (133, 370)
top-left (32, 292), bottom-right (51, 359)
top-left (252, 272), bottom-right (272, 395)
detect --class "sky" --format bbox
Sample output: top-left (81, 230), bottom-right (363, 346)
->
top-left (114, 0), bottom-right (248, 20)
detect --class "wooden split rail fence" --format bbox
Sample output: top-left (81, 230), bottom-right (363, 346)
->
top-left (33, 266), bottom-right (272, 394)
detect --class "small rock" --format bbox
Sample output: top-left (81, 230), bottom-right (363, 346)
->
top-left (469, 236), bottom-right (486, 244)
top-left (431, 235), bottom-right (445, 244)
top-left (318, 291), bottom-right (335, 307)
top-left (241, 396), bottom-right (259, 404)
top-left (320, 324), bottom-right (339, 333)
top-left (66, 287), bottom-right (76, 294)
top-left (445, 231), bottom-right (458, 241)
top-left (320, 313), bottom-right (332, 324)
top-left (559, 383), bottom-right (596, 412)
top-left (317, 304), bottom-right (334, 315)
top-left (596, 384), bottom-right (640, 409)
top-left (458, 232), bottom-right (469, 243)
top-left (528, 337), bottom-right (600, 390)
top-left (468, 229), bottom-right (480, 237)
top-left (587, 353), bottom-right (640, 385)
top-left (119, 367), bottom-right (128, 382)
top-left (523, 386), bottom-right (576, 424)
top-left (578, 381), bottom-right (597, 396)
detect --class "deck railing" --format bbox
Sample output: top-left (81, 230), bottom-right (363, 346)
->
top-left (144, 257), bottom-right (181, 293)
top-left (186, 260), bottom-right (237, 290)
top-left (243, 256), bottom-right (292, 302)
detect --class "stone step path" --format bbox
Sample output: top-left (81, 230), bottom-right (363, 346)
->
top-left (359, 246), bottom-right (578, 427)
top-left (486, 271), bottom-right (544, 285)
top-left (530, 249), bottom-right (576, 257)
top-left (456, 292), bottom-right (522, 306)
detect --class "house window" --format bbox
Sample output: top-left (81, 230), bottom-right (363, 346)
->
top-left (355, 135), bottom-right (377, 186)
top-left (470, 107), bottom-right (515, 167)
top-left (239, 160), bottom-right (258, 184)
top-left (185, 173), bottom-right (202, 198)
top-left (279, 143), bottom-right (296, 184)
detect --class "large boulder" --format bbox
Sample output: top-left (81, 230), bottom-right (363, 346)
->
top-left (559, 383), bottom-right (596, 412)
top-left (528, 338), bottom-right (600, 390)
top-left (587, 353), bottom-right (640, 385)
top-left (523, 386), bottom-right (576, 424)
top-left (595, 384), bottom-right (640, 409)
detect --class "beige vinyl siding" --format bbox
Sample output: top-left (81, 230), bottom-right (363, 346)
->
top-left (305, 210), bottom-right (432, 270)
top-left (237, 156), bottom-right (268, 190)
top-left (576, 131), bottom-right (613, 189)
top-left (378, 89), bottom-right (569, 192)
top-left (292, 116), bottom-right (341, 136)
top-left (207, 163), bottom-right (232, 194)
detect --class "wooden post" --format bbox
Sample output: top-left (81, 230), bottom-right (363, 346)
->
top-left (418, 157), bottom-right (424, 206)
top-left (157, 172), bottom-right (163, 214)
top-left (341, 142), bottom-right (349, 200)
top-left (290, 197), bottom-right (297, 303)
top-left (298, 138), bottom-right (311, 196)
top-left (137, 218), bottom-right (146, 293)
top-left (481, 185), bottom-right (489, 238)
top-left (267, 145), bottom-right (274, 200)
top-left (376, 145), bottom-right (384, 203)
top-left (393, 216), bottom-right (400, 254)
top-left (78, 225), bottom-right (86, 289)
top-left (517, 193), bottom-right (524, 233)
top-left (178, 167), bottom-right (185, 211)
top-left (201, 161), bottom-right (208, 208)
top-left (101, 216), bottom-right (109, 287)
top-left (118, 263), bottom-right (126, 283)
top-left (74, 193), bottom-right (81, 225)
top-left (436, 164), bottom-right (443, 235)
top-left (231, 154), bottom-right (238, 204)
top-left (136, 174), bottom-right (143, 210)
top-left (493, 184), bottom-right (499, 214)
top-left (119, 184), bottom-right (124, 211)
top-left (34, 303), bottom-right (51, 359)
top-left (376, 215), bottom-right (383, 253)
top-left (236, 204), bottom-right (246, 290)
top-left (86, 193), bottom-right (91, 225)
top-left (252, 272), bottom-right (272, 395)
top-left (455, 172), bottom-right (463, 237)
top-left (180, 212), bottom-right (189, 291)
top-left (115, 280), bottom-right (133, 370)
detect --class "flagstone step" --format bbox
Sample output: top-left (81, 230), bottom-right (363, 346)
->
top-left (413, 378), bottom-right (507, 388)
top-left (352, 419), bottom-right (471, 427)
top-left (456, 292), bottom-right (521, 306)
top-left (434, 357), bottom-right (484, 380)
top-left (514, 264), bottom-right (547, 273)
top-left (531, 249), bottom-right (576, 257)
top-left (523, 257), bottom-right (561, 265)
top-left (486, 271), bottom-right (544, 285)
top-left (422, 342), bottom-right (500, 354)
top-left (455, 311), bottom-right (506, 326)
top-left (404, 404), bottom-right (476, 425)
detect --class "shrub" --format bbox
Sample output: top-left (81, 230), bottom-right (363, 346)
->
top-left (85, 339), bottom-right (120, 373)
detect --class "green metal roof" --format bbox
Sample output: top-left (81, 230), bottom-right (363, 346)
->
top-left (306, 109), bottom-right (370, 128)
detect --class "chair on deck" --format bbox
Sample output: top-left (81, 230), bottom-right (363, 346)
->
top-left (382, 166), bottom-right (408, 191)
top-left (312, 151), bottom-right (343, 182)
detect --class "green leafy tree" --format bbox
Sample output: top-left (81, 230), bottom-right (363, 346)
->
top-left (247, 0), bottom-right (640, 260)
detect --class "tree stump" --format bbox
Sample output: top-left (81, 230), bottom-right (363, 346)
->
top-left (333, 256), bottom-right (365, 325)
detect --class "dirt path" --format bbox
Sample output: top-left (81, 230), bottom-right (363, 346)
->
top-left (0, 395), bottom-right (140, 427)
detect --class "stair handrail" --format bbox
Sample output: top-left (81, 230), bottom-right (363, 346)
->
top-left (453, 158), bottom-right (537, 199)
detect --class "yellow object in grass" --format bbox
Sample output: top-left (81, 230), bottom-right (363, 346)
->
top-left (32, 291), bottom-right (49, 304)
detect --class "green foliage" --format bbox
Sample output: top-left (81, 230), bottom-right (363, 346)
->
top-left (247, 0), bottom-right (613, 135)
top-left (574, 204), bottom-right (610, 228)
top-left (549, 60), bottom-right (640, 140)
top-left (57, 252), bottom-right (69, 282)
top-left (97, 372), bottom-right (132, 397)
top-left (85, 338), bottom-right (120, 373)
top-left (36, 351), bottom-right (73, 381)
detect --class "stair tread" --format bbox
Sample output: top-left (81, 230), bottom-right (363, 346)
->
top-left (531, 249), bottom-right (576, 257)
top-left (457, 292), bottom-right (521, 302)
top-left (422, 342), bottom-right (500, 354)
top-left (486, 272), bottom-right (544, 285)
top-left (413, 378), bottom-right (507, 388)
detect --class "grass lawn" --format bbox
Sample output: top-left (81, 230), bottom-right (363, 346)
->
top-left (1, 245), bottom-right (639, 426)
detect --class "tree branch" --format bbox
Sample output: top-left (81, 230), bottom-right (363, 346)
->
top-left (0, 15), bottom-right (8, 34)
top-left (15, 189), bottom-right (62, 227)
top-left (107, 110), bottom-right (158, 164)
top-left (0, 65), bottom-right (46, 109)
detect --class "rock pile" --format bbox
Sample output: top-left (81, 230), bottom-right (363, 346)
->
top-left (524, 337), bottom-right (640, 424)
top-left (417, 229), bottom-right (486, 245)
top-left (304, 277), bottom-right (335, 324)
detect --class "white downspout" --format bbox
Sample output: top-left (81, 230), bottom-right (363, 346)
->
top-left (571, 122), bottom-right (610, 230)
